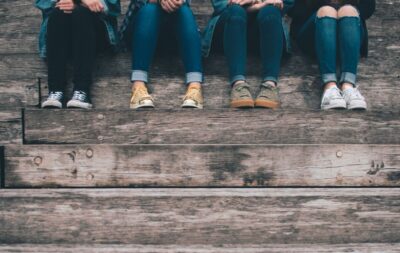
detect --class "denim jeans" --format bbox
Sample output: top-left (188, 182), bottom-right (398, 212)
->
top-left (213, 4), bottom-right (284, 85)
top-left (296, 12), bottom-right (365, 88)
top-left (131, 3), bottom-right (203, 84)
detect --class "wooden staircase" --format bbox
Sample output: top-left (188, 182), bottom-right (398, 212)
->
top-left (1, 0), bottom-right (400, 251)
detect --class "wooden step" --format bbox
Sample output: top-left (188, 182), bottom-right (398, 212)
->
top-left (0, 110), bottom-right (22, 144)
top-left (4, 144), bottom-right (400, 188)
top-left (24, 109), bottom-right (400, 145)
top-left (1, 189), bottom-right (400, 244)
top-left (1, 244), bottom-right (400, 253)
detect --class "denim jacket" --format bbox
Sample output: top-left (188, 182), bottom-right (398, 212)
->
top-left (36, 0), bottom-right (121, 58)
top-left (202, 0), bottom-right (295, 57)
top-left (288, 0), bottom-right (376, 57)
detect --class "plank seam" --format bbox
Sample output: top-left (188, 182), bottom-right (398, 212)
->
top-left (21, 108), bottom-right (26, 145)
top-left (0, 146), bottom-right (4, 188)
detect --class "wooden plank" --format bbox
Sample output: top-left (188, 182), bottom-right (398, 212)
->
top-left (0, 110), bottom-right (22, 144)
top-left (36, 74), bottom-right (400, 110)
top-left (2, 35), bottom-right (399, 81)
top-left (24, 109), bottom-right (400, 145)
top-left (0, 146), bottom-right (4, 188)
top-left (0, 244), bottom-right (400, 253)
top-left (4, 144), bottom-right (400, 187)
top-left (0, 79), bottom-right (39, 108)
top-left (1, 189), bottom-right (400, 244)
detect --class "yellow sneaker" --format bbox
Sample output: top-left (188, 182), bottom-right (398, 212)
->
top-left (130, 84), bottom-right (154, 109)
top-left (182, 85), bottom-right (203, 109)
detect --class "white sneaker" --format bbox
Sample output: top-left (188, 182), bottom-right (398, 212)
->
top-left (42, 91), bottom-right (64, 109)
top-left (342, 87), bottom-right (367, 110)
top-left (67, 90), bottom-right (93, 109)
top-left (321, 86), bottom-right (347, 110)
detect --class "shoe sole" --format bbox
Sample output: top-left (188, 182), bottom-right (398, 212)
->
top-left (42, 100), bottom-right (62, 109)
top-left (348, 101), bottom-right (367, 110)
top-left (321, 101), bottom-right (347, 110)
top-left (231, 99), bottom-right (254, 108)
top-left (182, 99), bottom-right (203, 109)
top-left (67, 100), bottom-right (93, 109)
top-left (255, 99), bottom-right (279, 109)
top-left (130, 100), bottom-right (155, 109)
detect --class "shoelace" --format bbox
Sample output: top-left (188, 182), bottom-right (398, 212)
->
top-left (48, 91), bottom-right (63, 101)
top-left (347, 88), bottom-right (364, 100)
top-left (133, 88), bottom-right (152, 103)
top-left (71, 91), bottom-right (88, 102)
top-left (184, 88), bottom-right (202, 102)
top-left (325, 87), bottom-right (343, 100)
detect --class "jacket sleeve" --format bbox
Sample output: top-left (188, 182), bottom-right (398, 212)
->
top-left (101, 0), bottom-right (121, 17)
top-left (357, 0), bottom-right (375, 20)
top-left (35, 0), bottom-right (55, 12)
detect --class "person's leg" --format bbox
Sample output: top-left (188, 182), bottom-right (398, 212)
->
top-left (173, 4), bottom-right (203, 85)
top-left (42, 8), bottom-right (71, 108)
top-left (221, 4), bottom-right (248, 86)
top-left (172, 4), bottom-right (204, 108)
top-left (46, 8), bottom-right (71, 93)
top-left (315, 6), bottom-right (338, 91)
top-left (338, 5), bottom-right (361, 89)
top-left (338, 5), bottom-right (367, 110)
top-left (130, 3), bottom-right (163, 109)
top-left (71, 5), bottom-right (97, 94)
top-left (257, 5), bottom-right (283, 85)
top-left (131, 3), bottom-right (163, 85)
top-left (315, 6), bottom-right (348, 110)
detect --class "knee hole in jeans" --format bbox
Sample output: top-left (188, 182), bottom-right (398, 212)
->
top-left (317, 6), bottom-right (338, 18)
top-left (338, 5), bottom-right (359, 18)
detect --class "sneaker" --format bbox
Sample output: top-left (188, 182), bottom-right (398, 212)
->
top-left (342, 87), bottom-right (367, 110)
top-left (182, 85), bottom-right (203, 109)
top-left (42, 91), bottom-right (64, 109)
top-left (230, 81), bottom-right (254, 108)
top-left (67, 90), bottom-right (93, 109)
top-left (130, 84), bottom-right (154, 109)
top-left (255, 81), bottom-right (280, 109)
top-left (321, 86), bottom-right (346, 110)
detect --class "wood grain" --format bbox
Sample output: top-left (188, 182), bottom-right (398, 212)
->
top-left (0, 244), bottom-right (400, 253)
top-left (0, 110), bottom-right (22, 144)
top-left (1, 189), bottom-right (400, 244)
top-left (4, 144), bottom-right (400, 187)
top-left (24, 109), bottom-right (400, 145)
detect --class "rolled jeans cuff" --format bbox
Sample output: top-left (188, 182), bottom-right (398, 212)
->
top-left (322, 73), bottom-right (338, 85)
top-left (131, 70), bottom-right (148, 83)
top-left (263, 76), bottom-right (278, 84)
top-left (230, 75), bottom-right (246, 86)
top-left (340, 72), bottom-right (357, 86)
top-left (186, 72), bottom-right (203, 84)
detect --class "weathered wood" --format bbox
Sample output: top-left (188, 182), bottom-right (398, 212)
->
top-left (0, 79), bottom-right (39, 108)
top-left (1, 189), bottom-right (400, 244)
top-left (24, 109), bottom-right (400, 145)
top-left (4, 144), bottom-right (400, 187)
top-left (0, 244), bottom-right (400, 253)
top-left (0, 110), bottom-right (22, 144)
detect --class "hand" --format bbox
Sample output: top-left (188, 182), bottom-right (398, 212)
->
top-left (247, 0), bottom-right (283, 12)
top-left (81, 0), bottom-right (104, 12)
top-left (56, 0), bottom-right (76, 13)
top-left (160, 0), bottom-right (184, 13)
top-left (228, 0), bottom-right (255, 6)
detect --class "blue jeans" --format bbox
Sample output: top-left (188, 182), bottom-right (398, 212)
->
top-left (296, 13), bottom-right (365, 88)
top-left (131, 3), bottom-right (203, 84)
top-left (213, 4), bottom-right (284, 85)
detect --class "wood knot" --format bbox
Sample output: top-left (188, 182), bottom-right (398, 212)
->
top-left (34, 156), bottom-right (42, 166)
top-left (86, 148), bottom-right (94, 158)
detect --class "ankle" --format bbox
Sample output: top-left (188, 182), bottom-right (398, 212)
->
top-left (341, 83), bottom-right (355, 91)
top-left (232, 80), bottom-right (246, 88)
top-left (132, 81), bottom-right (147, 91)
top-left (324, 82), bottom-right (338, 91)
top-left (188, 82), bottom-right (201, 90)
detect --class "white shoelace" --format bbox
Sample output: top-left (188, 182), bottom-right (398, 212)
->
top-left (71, 91), bottom-right (88, 102)
top-left (48, 91), bottom-right (63, 101)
